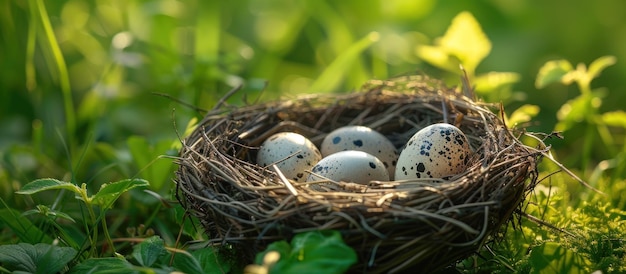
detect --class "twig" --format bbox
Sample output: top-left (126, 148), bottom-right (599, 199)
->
top-left (272, 164), bottom-right (298, 196)
top-left (214, 84), bottom-right (244, 110)
top-left (152, 92), bottom-right (207, 112)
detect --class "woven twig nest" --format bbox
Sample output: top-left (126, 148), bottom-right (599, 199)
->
top-left (175, 75), bottom-right (542, 273)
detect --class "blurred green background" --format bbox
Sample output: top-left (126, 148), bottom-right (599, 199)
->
top-left (2, 0), bottom-right (625, 202)
top-left (3, 1), bottom-right (626, 271)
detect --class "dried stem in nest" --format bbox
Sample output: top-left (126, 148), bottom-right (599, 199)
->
top-left (175, 75), bottom-right (544, 273)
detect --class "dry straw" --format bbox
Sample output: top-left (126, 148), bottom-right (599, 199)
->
top-left (175, 75), bottom-right (544, 273)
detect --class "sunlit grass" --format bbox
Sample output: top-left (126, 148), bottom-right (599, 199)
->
top-left (29, 0), bottom-right (76, 146)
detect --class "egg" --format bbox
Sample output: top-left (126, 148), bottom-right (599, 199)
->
top-left (306, 150), bottom-right (389, 185)
top-left (256, 132), bottom-right (322, 182)
top-left (321, 125), bottom-right (398, 179)
top-left (395, 123), bottom-right (471, 180)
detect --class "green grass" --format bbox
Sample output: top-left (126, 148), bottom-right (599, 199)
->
top-left (1, 0), bottom-right (625, 273)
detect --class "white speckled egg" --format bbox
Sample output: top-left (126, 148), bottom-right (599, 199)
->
top-left (321, 126), bottom-right (398, 179)
top-left (395, 123), bottom-right (471, 180)
top-left (306, 150), bottom-right (389, 185)
top-left (257, 132), bottom-right (322, 182)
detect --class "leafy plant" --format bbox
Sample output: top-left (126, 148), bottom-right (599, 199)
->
top-left (428, 14), bottom-right (626, 274)
top-left (4, 176), bottom-right (220, 273)
top-left (246, 230), bottom-right (357, 274)
top-left (461, 185), bottom-right (626, 273)
top-left (68, 235), bottom-right (233, 274)
top-left (0, 206), bottom-right (53, 245)
top-left (0, 243), bottom-right (77, 274)
top-left (536, 56), bottom-right (619, 172)
top-left (415, 11), bottom-right (537, 128)
top-left (415, 11), bottom-right (522, 106)
top-left (15, 178), bottom-right (148, 257)
top-left (416, 11), bottom-right (491, 77)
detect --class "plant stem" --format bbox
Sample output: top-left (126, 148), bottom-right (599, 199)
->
top-left (101, 217), bottom-right (116, 255)
top-left (79, 184), bottom-right (99, 257)
top-left (88, 209), bottom-right (99, 256)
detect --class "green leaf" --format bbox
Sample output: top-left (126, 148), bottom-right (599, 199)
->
top-left (601, 110), bottom-right (626, 128)
top-left (415, 11), bottom-right (491, 76)
top-left (415, 45), bottom-right (459, 73)
top-left (307, 32), bottom-right (379, 93)
top-left (170, 250), bottom-right (204, 274)
top-left (507, 104), bottom-right (540, 127)
top-left (0, 243), bottom-right (77, 273)
top-left (587, 55), bottom-right (616, 81)
top-left (529, 242), bottom-right (591, 274)
top-left (171, 247), bottom-right (230, 274)
top-left (442, 11), bottom-right (492, 75)
top-left (69, 257), bottom-right (136, 274)
top-left (193, 247), bottom-right (232, 274)
top-left (132, 236), bottom-right (167, 267)
top-left (555, 92), bottom-right (603, 131)
top-left (255, 240), bottom-right (292, 265)
top-left (258, 231), bottom-right (357, 274)
top-left (16, 178), bottom-right (81, 195)
top-left (0, 208), bottom-right (53, 244)
top-left (535, 59), bottom-right (574, 89)
top-left (474, 72), bottom-right (520, 94)
top-left (92, 178), bottom-right (149, 209)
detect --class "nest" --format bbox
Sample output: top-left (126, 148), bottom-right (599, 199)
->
top-left (174, 75), bottom-right (543, 273)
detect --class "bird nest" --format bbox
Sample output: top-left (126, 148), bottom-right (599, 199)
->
top-left (174, 75), bottom-right (543, 273)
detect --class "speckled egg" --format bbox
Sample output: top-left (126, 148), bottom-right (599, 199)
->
top-left (256, 132), bottom-right (322, 182)
top-left (321, 126), bottom-right (398, 179)
top-left (306, 150), bottom-right (390, 185)
top-left (395, 123), bottom-right (471, 180)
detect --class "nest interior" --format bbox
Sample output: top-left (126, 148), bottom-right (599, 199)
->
top-left (175, 75), bottom-right (542, 273)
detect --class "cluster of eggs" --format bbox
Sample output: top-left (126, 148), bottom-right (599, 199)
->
top-left (256, 123), bottom-right (472, 186)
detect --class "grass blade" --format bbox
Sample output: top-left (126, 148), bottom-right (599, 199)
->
top-left (0, 207), bottom-right (53, 244)
top-left (31, 0), bottom-right (75, 144)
